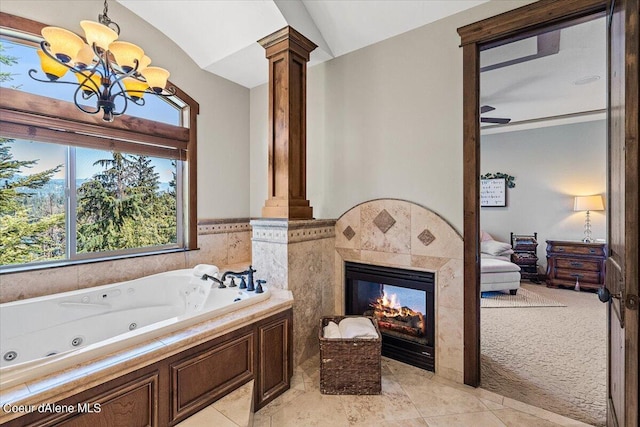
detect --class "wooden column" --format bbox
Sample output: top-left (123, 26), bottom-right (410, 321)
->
top-left (258, 26), bottom-right (316, 219)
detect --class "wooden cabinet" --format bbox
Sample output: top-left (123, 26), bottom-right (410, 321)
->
top-left (510, 232), bottom-right (540, 282)
top-left (545, 240), bottom-right (607, 291)
top-left (255, 311), bottom-right (293, 409)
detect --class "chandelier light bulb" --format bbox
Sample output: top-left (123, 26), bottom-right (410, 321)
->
top-left (137, 55), bottom-right (152, 73)
top-left (73, 44), bottom-right (96, 69)
top-left (109, 41), bottom-right (144, 72)
top-left (41, 27), bottom-right (84, 63)
top-left (123, 77), bottom-right (149, 100)
top-left (141, 67), bottom-right (170, 93)
top-left (80, 20), bottom-right (118, 52)
top-left (36, 49), bottom-right (68, 80)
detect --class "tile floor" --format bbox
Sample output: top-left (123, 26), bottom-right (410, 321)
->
top-left (179, 356), bottom-right (594, 427)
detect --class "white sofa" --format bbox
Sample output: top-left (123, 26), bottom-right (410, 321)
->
top-left (480, 232), bottom-right (521, 294)
top-left (481, 256), bottom-right (521, 294)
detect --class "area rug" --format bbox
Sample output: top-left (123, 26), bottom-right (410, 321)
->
top-left (481, 287), bottom-right (566, 308)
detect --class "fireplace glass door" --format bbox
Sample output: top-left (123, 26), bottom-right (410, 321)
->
top-left (345, 262), bottom-right (435, 370)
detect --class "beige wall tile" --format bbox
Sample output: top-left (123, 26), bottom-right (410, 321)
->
top-left (188, 233), bottom-right (229, 267)
top-left (228, 231), bottom-right (251, 264)
top-left (410, 204), bottom-right (462, 260)
top-left (360, 250), bottom-right (412, 268)
top-left (410, 255), bottom-right (449, 271)
top-left (335, 205), bottom-right (361, 249)
top-left (360, 200), bottom-right (411, 254)
top-left (436, 307), bottom-right (464, 379)
top-left (436, 259), bottom-right (464, 310)
top-left (142, 252), bottom-right (187, 276)
top-left (78, 258), bottom-right (145, 289)
top-left (1, 266), bottom-right (78, 303)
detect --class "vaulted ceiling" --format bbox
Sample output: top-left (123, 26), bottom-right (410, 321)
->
top-left (117, 0), bottom-right (606, 129)
top-left (117, 0), bottom-right (487, 88)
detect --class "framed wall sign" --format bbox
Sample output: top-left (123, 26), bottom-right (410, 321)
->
top-left (480, 178), bottom-right (506, 207)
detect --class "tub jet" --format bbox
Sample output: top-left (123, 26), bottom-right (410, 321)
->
top-left (3, 351), bottom-right (17, 361)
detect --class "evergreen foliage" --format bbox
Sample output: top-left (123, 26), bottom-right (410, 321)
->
top-left (0, 138), bottom-right (65, 264)
top-left (76, 152), bottom-right (177, 253)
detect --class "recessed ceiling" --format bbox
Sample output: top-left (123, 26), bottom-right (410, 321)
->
top-left (117, 0), bottom-right (487, 88)
top-left (480, 16), bottom-right (606, 132)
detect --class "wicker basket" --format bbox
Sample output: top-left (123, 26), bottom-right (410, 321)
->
top-left (319, 316), bottom-right (382, 395)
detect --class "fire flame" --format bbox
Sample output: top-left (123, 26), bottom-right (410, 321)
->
top-left (370, 290), bottom-right (417, 318)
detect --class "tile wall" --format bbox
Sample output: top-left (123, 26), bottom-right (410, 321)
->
top-left (334, 199), bottom-right (464, 383)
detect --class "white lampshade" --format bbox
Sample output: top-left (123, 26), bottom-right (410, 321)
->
top-left (80, 20), bottom-right (118, 51)
top-left (574, 195), bottom-right (604, 212)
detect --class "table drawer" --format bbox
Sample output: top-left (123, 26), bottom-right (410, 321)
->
top-left (555, 269), bottom-right (601, 284)
top-left (549, 245), bottom-right (605, 256)
top-left (555, 258), bottom-right (601, 271)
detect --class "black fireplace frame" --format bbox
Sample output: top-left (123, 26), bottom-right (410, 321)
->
top-left (344, 262), bottom-right (435, 371)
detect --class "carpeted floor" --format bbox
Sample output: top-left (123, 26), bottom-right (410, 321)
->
top-left (481, 283), bottom-right (606, 426)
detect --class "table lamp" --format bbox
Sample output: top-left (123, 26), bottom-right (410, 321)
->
top-left (574, 195), bottom-right (604, 243)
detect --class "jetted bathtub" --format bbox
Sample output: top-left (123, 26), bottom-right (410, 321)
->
top-left (0, 267), bottom-right (270, 387)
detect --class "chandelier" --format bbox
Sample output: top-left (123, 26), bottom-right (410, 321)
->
top-left (29, 0), bottom-right (174, 122)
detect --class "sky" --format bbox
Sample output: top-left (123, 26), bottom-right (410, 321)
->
top-left (9, 139), bottom-right (175, 183)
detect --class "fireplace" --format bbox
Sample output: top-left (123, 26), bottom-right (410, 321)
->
top-left (345, 262), bottom-right (435, 371)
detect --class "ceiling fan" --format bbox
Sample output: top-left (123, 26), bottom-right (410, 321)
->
top-left (481, 105), bottom-right (511, 124)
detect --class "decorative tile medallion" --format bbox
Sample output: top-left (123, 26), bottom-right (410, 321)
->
top-left (373, 209), bottom-right (396, 234)
top-left (343, 225), bottom-right (356, 241)
top-left (418, 229), bottom-right (436, 246)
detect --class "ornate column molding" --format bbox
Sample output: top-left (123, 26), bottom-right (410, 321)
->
top-left (258, 26), bottom-right (317, 219)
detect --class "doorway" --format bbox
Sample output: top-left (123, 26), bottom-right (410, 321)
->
top-left (458, 1), bottom-right (639, 426)
top-left (478, 15), bottom-right (607, 425)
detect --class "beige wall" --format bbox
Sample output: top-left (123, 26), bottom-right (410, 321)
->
top-left (481, 120), bottom-right (607, 269)
top-left (250, 1), bottom-right (537, 231)
top-left (0, 0), bottom-right (250, 219)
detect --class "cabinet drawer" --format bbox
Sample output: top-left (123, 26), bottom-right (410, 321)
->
top-left (555, 269), bottom-right (601, 284)
top-left (549, 245), bottom-right (605, 256)
top-left (555, 258), bottom-right (601, 271)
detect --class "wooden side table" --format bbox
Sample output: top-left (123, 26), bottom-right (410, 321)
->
top-left (545, 240), bottom-right (607, 291)
top-left (511, 233), bottom-right (540, 283)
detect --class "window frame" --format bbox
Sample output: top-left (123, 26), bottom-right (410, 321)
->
top-left (0, 11), bottom-right (199, 271)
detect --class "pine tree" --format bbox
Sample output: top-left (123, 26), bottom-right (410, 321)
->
top-left (0, 138), bottom-right (64, 264)
top-left (76, 152), bottom-right (177, 252)
top-left (0, 44), bottom-right (64, 265)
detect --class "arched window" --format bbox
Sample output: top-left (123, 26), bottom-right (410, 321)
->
top-left (0, 12), bottom-right (199, 270)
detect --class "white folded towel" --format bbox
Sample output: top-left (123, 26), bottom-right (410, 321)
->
top-left (193, 264), bottom-right (219, 278)
top-left (323, 321), bottom-right (341, 339)
top-left (338, 317), bottom-right (378, 339)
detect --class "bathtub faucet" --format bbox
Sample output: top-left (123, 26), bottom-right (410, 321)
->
top-left (222, 265), bottom-right (257, 291)
top-left (201, 274), bottom-right (227, 288)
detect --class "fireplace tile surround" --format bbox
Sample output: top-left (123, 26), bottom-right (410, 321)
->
top-left (335, 199), bottom-right (464, 383)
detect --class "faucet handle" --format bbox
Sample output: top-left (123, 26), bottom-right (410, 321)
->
top-left (239, 276), bottom-right (247, 289)
top-left (255, 279), bottom-right (266, 294)
top-left (229, 277), bottom-right (237, 287)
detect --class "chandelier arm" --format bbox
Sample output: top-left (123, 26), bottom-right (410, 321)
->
top-left (72, 85), bottom-right (101, 115)
top-left (28, 69), bottom-right (99, 100)
top-left (77, 68), bottom-right (102, 96)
